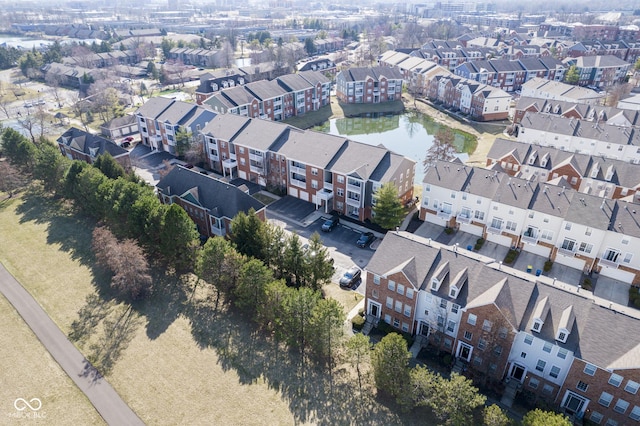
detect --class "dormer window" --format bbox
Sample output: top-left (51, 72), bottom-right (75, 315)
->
top-left (431, 278), bottom-right (439, 291)
top-left (532, 320), bottom-right (543, 332)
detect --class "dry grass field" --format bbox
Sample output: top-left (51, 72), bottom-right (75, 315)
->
top-left (0, 188), bottom-right (430, 425)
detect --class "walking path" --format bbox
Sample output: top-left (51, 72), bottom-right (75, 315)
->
top-left (0, 263), bottom-right (144, 426)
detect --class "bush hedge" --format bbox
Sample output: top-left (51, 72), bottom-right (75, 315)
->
top-left (352, 315), bottom-right (365, 331)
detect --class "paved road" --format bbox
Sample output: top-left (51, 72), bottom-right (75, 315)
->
top-left (0, 263), bottom-right (144, 426)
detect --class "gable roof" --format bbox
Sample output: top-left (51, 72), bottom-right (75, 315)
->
top-left (156, 166), bottom-right (265, 220)
top-left (57, 127), bottom-right (128, 159)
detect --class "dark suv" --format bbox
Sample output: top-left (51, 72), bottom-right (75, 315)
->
top-left (356, 232), bottom-right (375, 248)
top-left (321, 216), bottom-right (339, 232)
top-left (339, 266), bottom-right (362, 287)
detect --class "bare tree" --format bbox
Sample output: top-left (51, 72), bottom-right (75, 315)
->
top-left (0, 159), bottom-right (28, 198)
top-left (45, 70), bottom-right (65, 107)
top-left (92, 226), bottom-right (153, 300)
top-left (70, 92), bottom-right (91, 132)
top-left (423, 128), bottom-right (457, 171)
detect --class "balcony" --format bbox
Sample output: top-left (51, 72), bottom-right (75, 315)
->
top-left (599, 253), bottom-right (620, 269)
top-left (249, 165), bottom-right (264, 174)
top-left (347, 183), bottom-right (362, 193)
top-left (290, 165), bottom-right (306, 175)
top-left (487, 225), bottom-right (503, 235)
top-left (557, 247), bottom-right (576, 257)
top-left (249, 152), bottom-right (263, 162)
top-left (437, 210), bottom-right (452, 220)
top-left (316, 188), bottom-right (333, 201)
top-left (456, 215), bottom-right (471, 225)
top-left (346, 197), bottom-right (361, 207)
top-left (521, 231), bottom-right (539, 245)
top-left (290, 178), bottom-right (306, 189)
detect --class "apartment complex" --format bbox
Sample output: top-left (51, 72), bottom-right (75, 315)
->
top-left (419, 161), bottom-right (640, 284)
top-left (335, 66), bottom-right (404, 104)
top-left (365, 230), bottom-right (640, 425)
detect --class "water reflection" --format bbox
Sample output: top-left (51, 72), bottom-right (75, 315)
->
top-left (316, 111), bottom-right (476, 183)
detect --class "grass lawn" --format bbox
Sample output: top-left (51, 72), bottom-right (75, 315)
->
top-left (0, 188), bottom-right (434, 425)
top-left (323, 282), bottom-right (363, 314)
top-left (0, 292), bottom-right (104, 425)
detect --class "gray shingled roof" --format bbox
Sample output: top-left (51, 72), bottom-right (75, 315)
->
top-left (274, 129), bottom-right (347, 168)
top-left (277, 74), bottom-right (313, 92)
top-left (201, 114), bottom-right (250, 141)
top-left (244, 80), bottom-right (289, 101)
top-left (231, 119), bottom-right (290, 152)
top-left (135, 97), bottom-right (175, 119)
top-left (58, 127), bottom-right (128, 158)
top-left (423, 161), bottom-right (473, 190)
top-left (156, 166), bottom-right (265, 220)
top-left (326, 140), bottom-right (389, 180)
top-left (563, 193), bottom-right (615, 230)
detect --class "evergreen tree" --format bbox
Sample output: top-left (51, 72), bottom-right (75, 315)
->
top-left (229, 209), bottom-right (269, 261)
top-left (371, 333), bottom-right (411, 398)
top-left (522, 409), bottom-right (571, 426)
top-left (372, 182), bottom-right (405, 230)
top-left (159, 203), bottom-right (199, 271)
top-left (564, 65), bottom-right (580, 85)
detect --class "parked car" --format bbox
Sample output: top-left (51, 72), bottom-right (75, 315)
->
top-left (339, 266), bottom-right (361, 287)
top-left (122, 136), bottom-right (134, 143)
top-left (120, 141), bottom-right (131, 148)
top-left (356, 232), bottom-right (375, 248)
top-left (321, 216), bottom-right (339, 232)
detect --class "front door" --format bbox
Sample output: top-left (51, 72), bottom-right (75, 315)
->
top-left (419, 322), bottom-right (430, 337)
top-left (563, 391), bottom-right (587, 416)
top-left (456, 342), bottom-right (473, 362)
top-left (511, 364), bottom-right (526, 382)
top-left (368, 301), bottom-right (381, 318)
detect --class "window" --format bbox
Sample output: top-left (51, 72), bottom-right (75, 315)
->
top-left (467, 314), bottom-right (477, 326)
top-left (623, 253), bottom-right (633, 264)
top-left (373, 275), bottom-right (380, 285)
top-left (590, 411), bottom-right (603, 424)
top-left (524, 334), bottom-right (533, 345)
top-left (437, 315), bottom-right (445, 327)
top-left (337, 176), bottom-right (344, 184)
top-left (490, 217), bottom-right (503, 230)
top-left (609, 374), bottom-right (623, 387)
top-left (402, 322), bottom-right (409, 332)
top-left (406, 288), bottom-right (414, 299)
top-left (625, 380), bottom-right (639, 394)
top-left (386, 297), bottom-right (393, 309)
top-left (614, 399), bottom-right (629, 414)
top-left (404, 305), bottom-right (412, 317)
top-left (493, 345), bottom-right (503, 356)
top-left (393, 318), bottom-right (400, 328)
top-left (542, 384), bottom-right (554, 396)
top-left (483, 319), bottom-right (493, 332)
top-left (532, 320), bottom-right (542, 332)
top-left (584, 364), bottom-right (597, 376)
top-left (395, 300), bottom-right (402, 313)
top-left (536, 359), bottom-right (546, 372)
top-left (543, 342), bottom-right (553, 353)
top-left (478, 338), bottom-right (487, 350)
top-left (506, 221), bottom-right (517, 232)
top-left (561, 238), bottom-right (576, 252)
top-left (605, 419), bottom-right (618, 426)
top-left (446, 320), bottom-right (456, 333)
top-left (388, 281), bottom-right (395, 291)
top-left (451, 304), bottom-right (459, 314)
top-left (337, 188), bottom-right (344, 197)
top-left (499, 327), bottom-right (508, 339)
top-left (464, 331), bottom-right (473, 340)
top-left (473, 356), bottom-right (483, 366)
top-left (529, 378), bottom-right (540, 389)
top-left (311, 168), bottom-right (318, 176)
top-left (541, 229), bottom-right (553, 241)
top-left (440, 299), bottom-right (447, 309)
top-left (550, 366), bottom-right (561, 379)
top-left (521, 352), bottom-right (527, 359)
top-left (397, 284), bottom-right (405, 296)
top-left (384, 314), bottom-right (391, 324)
top-left (577, 381), bottom-right (589, 392)
top-left (474, 210), bottom-right (485, 221)
top-left (578, 242), bottom-right (593, 254)
top-left (565, 223), bottom-right (572, 231)
top-left (557, 348), bottom-right (568, 359)
top-left (599, 392), bottom-right (613, 407)
top-left (372, 289), bottom-right (379, 299)
top-left (630, 406), bottom-right (640, 421)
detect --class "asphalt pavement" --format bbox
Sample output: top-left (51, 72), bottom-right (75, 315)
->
top-left (0, 263), bottom-right (144, 426)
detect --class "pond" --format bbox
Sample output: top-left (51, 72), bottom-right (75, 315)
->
top-left (315, 111), bottom-right (477, 184)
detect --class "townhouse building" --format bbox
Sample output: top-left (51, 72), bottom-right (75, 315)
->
top-left (563, 55), bottom-right (631, 88)
top-left (168, 47), bottom-right (222, 68)
top-left (203, 71), bottom-right (330, 121)
top-left (427, 75), bottom-right (511, 121)
top-left (335, 66), bottom-right (404, 104)
top-left (516, 113), bottom-right (640, 163)
top-left (195, 113), bottom-right (416, 222)
top-left (195, 69), bottom-right (246, 105)
top-left (520, 77), bottom-right (604, 105)
top-left (156, 165), bottom-right (266, 238)
top-left (513, 97), bottom-right (639, 124)
top-left (487, 138), bottom-right (640, 200)
top-left (57, 127), bottom-right (131, 169)
top-left (135, 97), bottom-right (217, 154)
top-left (365, 230), bottom-right (640, 424)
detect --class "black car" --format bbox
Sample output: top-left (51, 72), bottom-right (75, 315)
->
top-left (339, 266), bottom-right (362, 287)
top-left (321, 216), bottom-right (339, 232)
top-left (356, 232), bottom-right (375, 248)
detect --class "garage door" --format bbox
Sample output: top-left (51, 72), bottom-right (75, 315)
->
top-left (554, 253), bottom-right (586, 270)
top-left (487, 233), bottom-right (512, 248)
top-left (289, 187), bottom-right (298, 198)
top-left (425, 213), bottom-right (447, 226)
top-left (460, 223), bottom-right (483, 237)
top-left (238, 171), bottom-right (247, 180)
top-left (299, 190), bottom-right (309, 202)
top-left (522, 243), bottom-right (551, 258)
top-left (599, 266), bottom-right (635, 283)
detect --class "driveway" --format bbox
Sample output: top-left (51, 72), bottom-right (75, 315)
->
top-left (0, 263), bottom-right (144, 426)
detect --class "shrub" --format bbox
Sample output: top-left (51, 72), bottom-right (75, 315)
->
top-left (543, 260), bottom-right (553, 272)
top-left (444, 227), bottom-right (454, 235)
top-left (629, 287), bottom-right (640, 308)
top-left (504, 249), bottom-right (519, 264)
top-left (442, 354), bottom-right (452, 366)
top-left (352, 315), bottom-right (365, 331)
top-left (474, 238), bottom-right (485, 251)
top-left (581, 277), bottom-right (592, 291)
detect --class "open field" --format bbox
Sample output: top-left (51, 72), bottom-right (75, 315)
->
top-left (0, 292), bottom-right (104, 425)
top-left (0, 188), bottom-right (434, 425)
